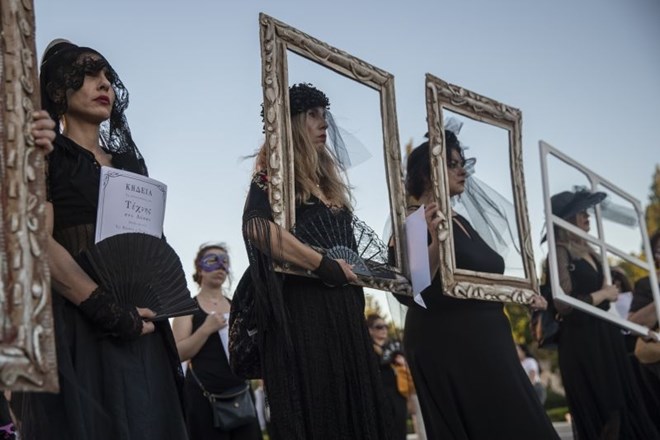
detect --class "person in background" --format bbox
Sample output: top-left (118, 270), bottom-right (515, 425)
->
top-left (549, 190), bottom-right (659, 439)
top-left (516, 344), bottom-right (546, 405)
top-left (173, 243), bottom-right (262, 440)
top-left (367, 314), bottom-right (408, 440)
top-left (628, 230), bottom-right (660, 432)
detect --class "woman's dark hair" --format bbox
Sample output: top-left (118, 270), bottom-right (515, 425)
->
top-left (40, 39), bottom-right (146, 170)
top-left (611, 267), bottom-right (633, 293)
top-left (405, 130), bottom-right (463, 199)
top-left (651, 230), bottom-right (660, 252)
top-left (366, 313), bottom-right (384, 328)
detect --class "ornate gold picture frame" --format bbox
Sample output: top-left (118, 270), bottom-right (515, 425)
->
top-left (1, 0), bottom-right (58, 391)
top-left (425, 74), bottom-right (539, 304)
top-left (259, 13), bottom-right (410, 295)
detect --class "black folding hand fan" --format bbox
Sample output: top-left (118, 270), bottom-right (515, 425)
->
top-left (82, 233), bottom-right (198, 320)
top-left (292, 208), bottom-right (396, 280)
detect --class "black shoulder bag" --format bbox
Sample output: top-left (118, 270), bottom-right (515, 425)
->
top-left (188, 366), bottom-right (257, 430)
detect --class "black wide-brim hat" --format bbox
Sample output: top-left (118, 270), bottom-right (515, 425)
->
top-left (541, 189), bottom-right (606, 244)
top-left (551, 189), bottom-right (607, 221)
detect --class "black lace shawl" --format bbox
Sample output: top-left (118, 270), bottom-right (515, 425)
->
top-left (242, 170), bottom-right (305, 438)
top-left (40, 41), bottom-right (144, 162)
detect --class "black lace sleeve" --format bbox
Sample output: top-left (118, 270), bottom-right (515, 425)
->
top-left (241, 169), bottom-right (304, 437)
top-left (242, 170), bottom-right (287, 329)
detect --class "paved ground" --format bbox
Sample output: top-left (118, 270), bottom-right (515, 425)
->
top-left (405, 422), bottom-right (574, 440)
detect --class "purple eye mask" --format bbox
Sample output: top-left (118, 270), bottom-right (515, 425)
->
top-left (199, 254), bottom-right (229, 272)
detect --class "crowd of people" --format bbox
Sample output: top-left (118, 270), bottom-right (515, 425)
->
top-left (2, 36), bottom-right (659, 440)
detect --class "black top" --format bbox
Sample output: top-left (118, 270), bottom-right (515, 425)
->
top-left (416, 214), bottom-right (505, 310)
top-left (631, 276), bottom-right (659, 313)
top-left (12, 134), bottom-right (187, 440)
top-left (189, 303), bottom-right (245, 393)
top-left (47, 134), bottom-right (146, 230)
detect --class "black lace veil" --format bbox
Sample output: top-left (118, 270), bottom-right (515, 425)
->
top-left (40, 39), bottom-right (144, 163)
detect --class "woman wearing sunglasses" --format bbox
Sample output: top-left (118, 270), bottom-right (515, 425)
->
top-left (367, 314), bottom-right (408, 440)
top-left (173, 244), bottom-right (262, 440)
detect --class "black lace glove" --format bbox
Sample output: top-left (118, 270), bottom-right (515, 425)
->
top-left (78, 287), bottom-right (143, 340)
top-left (313, 255), bottom-right (349, 287)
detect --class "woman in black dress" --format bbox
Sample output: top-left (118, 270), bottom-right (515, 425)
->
top-left (402, 132), bottom-right (558, 440)
top-left (240, 83), bottom-right (390, 440)
top-left (367, 314), bottom-right (408, 440)
top-left (173, 244), bottom-right (262, 440)
top-left (12, 39), bottom-right (187, 440)
top-left (550, 190), bottom-right (660, 440)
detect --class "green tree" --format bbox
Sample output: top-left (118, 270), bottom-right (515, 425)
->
top-left (618, 165), bottom-right (660, 283)
top-left (646, 165), bottom-right (660, 235)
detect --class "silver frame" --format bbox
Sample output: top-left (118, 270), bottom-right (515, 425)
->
top-left (540, 140), bottom-right (660, 339)
top-left (259, 13), bottom-right (410, 295)
top-left (1, 0), bottom-right (59, 391)
top-left (425, 74), bottom-right (539, 304)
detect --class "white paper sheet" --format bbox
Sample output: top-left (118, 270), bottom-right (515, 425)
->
top-left (95, 166), bottom-right (167, 243)
top-left (219, 312), bottom-right (230, 361)
top-left (613, 291), bottom-right (633, 319)
top-left (405, 205), bottom-right (431, 308)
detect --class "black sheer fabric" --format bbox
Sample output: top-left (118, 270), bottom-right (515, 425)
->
top-left (557, 254), bottom-right (660, 440)
top-left (241, 170), bottom-right (390, 440)
top-left (403, 215), bottom-right (559, 440)
top-left (40, 41), bottom-right (144, 161)
top-left (11, 135), bottom-right (187, 440)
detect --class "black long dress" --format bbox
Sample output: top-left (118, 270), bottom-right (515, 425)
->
top-left (11, 135), bottom-right (188, 440)
top-left (242, 170), bottom-right (390, 440)
top-left (375, 346), bottom-right (408, 440)
top-left (403, 215), bottom-right (558, 440)
top-left (557, 254), bottom-right (660, 440)
top-left (184, 304), bottom-right (262, 440)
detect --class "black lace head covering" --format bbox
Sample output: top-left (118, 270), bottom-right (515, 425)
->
top-left (288, 83), bottom-right (329, 116)
top-left (40, 39), bottom-right (143, 159)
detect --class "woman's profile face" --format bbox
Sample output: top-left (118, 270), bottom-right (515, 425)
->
top-left (65, 55), bottom-right (115, 124)
top-left (574, 210), bottom-right (590, 232)
top-left (304, 106), bottom-right (328, 150)
top-left (447, 148), bottom-right (467, 197)
top-left (198, 247), bottom-right (229, 288)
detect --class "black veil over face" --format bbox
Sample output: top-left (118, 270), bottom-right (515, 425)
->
top-left (40, 40), bottom-right (143, 160)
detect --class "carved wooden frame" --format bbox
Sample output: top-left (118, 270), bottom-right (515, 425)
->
top-left (425, 74), bottom-right (539, 304)
top-left (1, 0), bottom-right (58, 391)
top-left (259, 13), bottom-right (410, 295)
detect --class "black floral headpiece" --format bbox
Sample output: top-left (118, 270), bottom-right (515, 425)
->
top-left (288, 83), bottom-right (329, 116)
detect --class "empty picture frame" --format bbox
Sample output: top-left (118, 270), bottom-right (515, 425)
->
top-left (259, 13), bottom-right (410, 295)
top-left (425, 74), bottom-right (539, 304)
top-left (540, 140), bottom-right (660, 339)
top-left (0, 0), bottom-right (58, 391)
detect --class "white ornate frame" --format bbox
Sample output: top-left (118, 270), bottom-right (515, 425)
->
top-left (425, 74), bottom-right (538, 304)
top-left (259, 13), bottom-right (410, 295)
top-left (1, 0), bottom-right (58, 391)
top-left (540, 140), bottom-right (660, 339)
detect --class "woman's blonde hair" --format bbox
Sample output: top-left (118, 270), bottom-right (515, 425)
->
top-left (290, 112), bottom-right (351, 208)
top-left (255, 112), bottom-right (351, 209)
top-left (554, 222), bottom-right (595, 260)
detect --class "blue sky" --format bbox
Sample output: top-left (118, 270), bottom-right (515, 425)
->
top-left (34, 0), bottom-right (660, 313)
